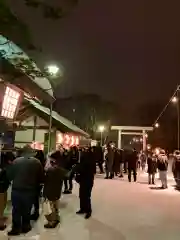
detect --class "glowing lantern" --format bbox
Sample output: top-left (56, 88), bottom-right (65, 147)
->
top-left (31, 141), bottom-right (44, 150)
top-left (1, 86), bottom-right (20, 119)
top-left (57, 133), bottom-right (63, 144)
top-left (75, 136), bottom-right (79, 146)
top-left (70, 136), bottom-right (75, 146)
top-left (64, 134), bottom-right (70, 145)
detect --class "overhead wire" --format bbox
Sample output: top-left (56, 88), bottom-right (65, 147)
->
top-left (153, 85), bottom-right (179, 126)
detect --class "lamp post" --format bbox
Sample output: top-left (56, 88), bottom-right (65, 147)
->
top-left (172, 91), bottom-right (180, 149)
top-left (46, 65), bottom-right (59, 152)
top-left (98, 125), bottom-right (105, 146)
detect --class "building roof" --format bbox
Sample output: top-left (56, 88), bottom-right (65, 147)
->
top-left (0, 35), bottom-right (54, 100)
top-left (26, 97), bottom-right (89, 138)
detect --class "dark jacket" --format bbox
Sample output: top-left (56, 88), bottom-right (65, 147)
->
top-left (173, 155), bottom-right (180, 172)
top-left (113, 150), bottom-right (122, 173)
top-left (7, 155), bottom-right (44, 191)
top-left (70, 150), bottom-right (79, 166)
top-left (0, 169), bottom-right (10, 193)
top-left (157, 154), bottom-right (168, 171)
top-left (35, 150), bottom-right (45, 168)
top-left (50, 150), bottom-right (70, 169)
top-left (74, 150), bottom-right (96, 185)
top-left (43, 166), bottom-right (65, 201)
top-left (0, 152), bottom-right (13, 193)
top-left (128, 151), bottom-right (138, 169)
top-left (147, 157), bottom-right (157, 174)
top-left (94, 146), bottom-right (103, 163)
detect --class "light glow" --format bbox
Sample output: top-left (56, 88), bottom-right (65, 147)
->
top-left (1, 86), bottom-right (20, 119)
top-left (56, 133), bottom-right (80, 147)
top-left (75, 136), bottom-right (79, 146)
top-left (57, 133), bottom-right (63, 144)
top-left (47, 65), bottom-right (59, 76)
top-left (64, 134), bottom-right (70, 145)
top-left (172, 96), bottom-right (178, 103)
top-left (147, 144), bottom-right (151, 150)
top-left (154, 148), bottom-right (160, 155)
top-left (31, 141), bottom-right (44, 150)
top-left (98, 125), bottom-right (105, 132)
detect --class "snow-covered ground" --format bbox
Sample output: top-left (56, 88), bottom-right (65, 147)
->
top-left (1, 171), bottom-right (180, 240)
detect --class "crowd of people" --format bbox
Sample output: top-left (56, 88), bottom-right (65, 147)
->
top-left (0, 145), bottom-right (96, 236)
top-left (100, 144), bottom-right (169, 188)
top-left (96, 144), bottom-right (178, 191)
top-left (0, 142), bottom-right (180, 236)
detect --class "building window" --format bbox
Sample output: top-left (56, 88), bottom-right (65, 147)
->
top-left (1, 86), bottom-right (20, 119)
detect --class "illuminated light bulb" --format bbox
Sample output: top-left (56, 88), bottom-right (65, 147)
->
top-left (172, 96), bottom-right (178, 103)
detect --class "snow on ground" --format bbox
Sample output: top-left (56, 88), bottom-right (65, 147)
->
top-left (1, 171), bottom-right (180, 240)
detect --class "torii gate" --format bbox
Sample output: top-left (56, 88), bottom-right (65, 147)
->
top-left (111, 126), bottom-right (153, 151)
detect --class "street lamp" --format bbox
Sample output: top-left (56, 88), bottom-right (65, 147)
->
top-left (155, 122), bottom-right (159, 128)
top-left (47, 65), bottom-right (59, 76)
top-left (147, 144), bottom-right (151, 150)
top-left (172, 96), bottom-right (178, 103)
top-left (98, 125), bottom-right (105, 146)
top-left (172, 94), bottom-right (180, 149)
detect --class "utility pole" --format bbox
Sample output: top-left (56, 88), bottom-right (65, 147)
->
top-left (177, 85), bottom-right (180, 149)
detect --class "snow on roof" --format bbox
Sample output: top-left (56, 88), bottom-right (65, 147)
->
top-left (0, 35), bottom-right (54, 98)
top-left (26, 97), bottom-right (89, 137)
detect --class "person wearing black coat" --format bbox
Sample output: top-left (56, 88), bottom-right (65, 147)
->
top-left (172, 150), bottom-right (180, 189)
top-left (74, 147), bottom-right (96, 219)
top-left (147, 153), bottom-right (157, 184)
top-left (94, 145), bottom-right (104, 174)
top-left (64, 147), bottom-right (79, 194)
top-left (7, 146), bottom-right (44, 236)
top-left (113, 149), bottom-right (121, 176)
top-left (0, 152), bottom-right (12, 230)
top-left (128, 149), bottom-right (138, 182)
top-left (31, 150), bottom-right (45, 221)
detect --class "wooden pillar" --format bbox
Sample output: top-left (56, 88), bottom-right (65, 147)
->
top-left (118, 130), bottom-right (122, 149)
top-left (142, 130), bottom-right (146, 151)
top-left (32, 115), bottom-right (37, 143)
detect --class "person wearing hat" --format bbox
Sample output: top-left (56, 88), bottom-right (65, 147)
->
top-left (7, 145), bottom-right (44, 236)
top-left (43, 151), bottom-right (69, 228)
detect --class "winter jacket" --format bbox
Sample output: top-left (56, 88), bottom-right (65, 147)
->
top-left (0, 169), bottom-right (10, 193)
top-left (43, 166), bottom-right (65, 201)
top-left (173, 154), bottom-right (180, 172)
top-left (147, 157), bottom-right (157, 174)
top-left (74, 150), bottom-right (96, 184)
top-left (157, 154), bottom-right (168, 171)
top-left (7, 155), bottom-right (44, 191)
top-left (113, 150), bottom-right (123, 173)
top-left (128, 151), bottom-right (138, 169)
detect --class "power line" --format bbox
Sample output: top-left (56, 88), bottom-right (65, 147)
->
top-left (153, 85), bottom-right (180, 126)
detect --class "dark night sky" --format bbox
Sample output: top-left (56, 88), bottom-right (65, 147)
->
top-left (8, 0), bottom-right (180, 121)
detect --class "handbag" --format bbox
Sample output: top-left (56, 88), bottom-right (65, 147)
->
top-left (43, 200), bottom-right (52, 215)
